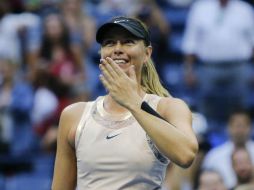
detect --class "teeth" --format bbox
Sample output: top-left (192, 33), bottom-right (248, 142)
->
top-left (114, 60), bottom-right (126, 64)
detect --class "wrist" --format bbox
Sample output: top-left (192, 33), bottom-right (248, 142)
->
top-left (127, 97), bottom-right (143, 112)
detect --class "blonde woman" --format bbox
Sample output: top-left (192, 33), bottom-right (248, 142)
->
top-left (51, 16), bottom-right (198, 190)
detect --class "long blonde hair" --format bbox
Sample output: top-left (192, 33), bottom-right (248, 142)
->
top-left (135, 18), bottom-right (169, 97)
top-left (141, 58), bottom-right (170, 97)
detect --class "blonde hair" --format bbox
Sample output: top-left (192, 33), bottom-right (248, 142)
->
top-left (136, 18), bottom-right (169, 97)
top-left (141, 58), bottom-right (170, 97)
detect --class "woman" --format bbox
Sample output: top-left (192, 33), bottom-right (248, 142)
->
top-left (52, 16), bottom-right (198, 190)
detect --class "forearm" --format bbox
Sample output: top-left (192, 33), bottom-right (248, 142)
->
top-left (129, 105), bottom-right (197, 167)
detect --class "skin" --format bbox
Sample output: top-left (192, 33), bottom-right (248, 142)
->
top-left (51, 26), bottom-right (198, 190)
top-left (228, 113), bottom-right (251, 147)
top-left (198, 171), bottom-right (227, 190)
top-left (232, 148), bottom-right (253, 185)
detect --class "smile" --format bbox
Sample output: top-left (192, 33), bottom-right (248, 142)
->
top-left (114, 59), bottom-right (128, 64)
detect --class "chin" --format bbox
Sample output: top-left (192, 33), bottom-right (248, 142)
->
top-left (118, 64), bottom-right (131, 70)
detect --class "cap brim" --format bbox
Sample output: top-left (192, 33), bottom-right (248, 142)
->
top-left (96, 22), bottom-right (144, 44)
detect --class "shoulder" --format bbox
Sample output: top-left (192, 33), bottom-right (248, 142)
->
top-left (157, 96), bottom-right (191, 117)
top-left (58, 102), bottom-right (88, 137)
top-left (61, 102), bottom-right (87, 121)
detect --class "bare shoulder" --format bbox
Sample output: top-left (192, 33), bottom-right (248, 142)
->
top-left (60, 102), bottom-right (87, 125)
top-left (157, 96), bottom-right (191, 116)
top-left (58, 102), bottom-right (88, 143)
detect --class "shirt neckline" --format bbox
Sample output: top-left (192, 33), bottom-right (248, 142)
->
top-left (96, 94), bottom-right (148, 121)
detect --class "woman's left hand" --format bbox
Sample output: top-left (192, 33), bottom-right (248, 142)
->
top-left (99, 57), bottom-right (143, 110)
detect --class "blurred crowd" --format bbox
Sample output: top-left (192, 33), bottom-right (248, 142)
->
top-left (0, 0), bottom-right (254, 190)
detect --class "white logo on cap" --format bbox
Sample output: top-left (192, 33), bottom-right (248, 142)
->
top-left (113, 19), bottom-right (129, 23)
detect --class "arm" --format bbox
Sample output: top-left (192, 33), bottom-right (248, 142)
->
top-left (51, 103), bottom-right (85, 190)
top-left (99, 58), bottom-right (198, 168)
top-left (129, 97), bottom-right (198, 168)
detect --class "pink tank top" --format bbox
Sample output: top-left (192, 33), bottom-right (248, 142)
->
top-left (75, 94), bottom-right (170, 190)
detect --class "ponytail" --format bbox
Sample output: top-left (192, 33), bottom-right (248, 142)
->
top-left (141, 58), bottom-right (170, 97)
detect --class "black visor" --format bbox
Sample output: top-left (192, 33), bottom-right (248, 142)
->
top-left (96, 16), bottom-right (151, 46)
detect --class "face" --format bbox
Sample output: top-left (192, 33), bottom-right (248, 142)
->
top-left (199, 171), bottom-right (227, 190)
top-left (232, 149), bottom-right (253, 184)
top-left (45, 14), bottom-right (64, 40)
top-left (228, 114), bottom-right (251, 146)
top-left (100, 26), bottom-right (152, 80)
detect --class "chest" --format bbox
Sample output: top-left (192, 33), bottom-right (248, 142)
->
top-left (76, 117), bottom-right (157, 174)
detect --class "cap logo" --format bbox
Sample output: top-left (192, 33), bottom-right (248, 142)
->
top-left (113, 19), bottom-right (129, 23)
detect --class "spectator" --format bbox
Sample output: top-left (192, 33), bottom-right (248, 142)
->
top-left (0, 57), bottom-right (16, 152)
top-left (197, 169), bottom-right (227, 190)
top-left (30, 13), bottom-right (88, 100)
top-left (231, 147), bottom-right (254, 189)
top-left (182, 0), bottom-right (254, 120)
top-left (202, 110), bottom-right (254, 189)
top-left (60, 0), bottom-right (97, 100)
top-left (135, 0), bottom-right (171, 69)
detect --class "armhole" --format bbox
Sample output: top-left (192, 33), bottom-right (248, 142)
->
top-left (144, 94), bottom-right (162, 112)
top-left (145, 95), bottom-right (169, 164)
top-left (74, 102), bottom-right (93, 149)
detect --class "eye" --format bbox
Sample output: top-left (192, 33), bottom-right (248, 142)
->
top-left (102, 39), bottom-right (115, 47)
top-left (123, 39), bottom-right (135, 45)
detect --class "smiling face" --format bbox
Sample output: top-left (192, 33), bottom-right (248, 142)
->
top-left (100, 26), bottom-right (152, 81)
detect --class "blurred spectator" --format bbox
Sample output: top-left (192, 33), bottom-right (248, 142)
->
top-left (0, 58), bottom-right (16, 152)
top-left (30, 13), bottom-right (88, 100)
top-left (60, 0), bottom-right (97, 99)
top-left (0, 54), bottom-right (34, 156)
top-left (0, 4), bottom-right (40, 67)
top-left (197, 169), bottom-right (227, 190)
top-left (31, 66), bottom-right (72, 153)
top-left (61, 0), bottom-right (88, 59)
top-left (135, 0), bottom-right (171, 68)
top-left (182, 0), bottom-right (254, 121)
top-left (231, 147), bottom-right (254, 189)
top-left (202, 110), bottom-right (254, 189)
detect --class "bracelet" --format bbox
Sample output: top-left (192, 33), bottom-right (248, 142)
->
top-left (141, 101), bottom-right (166, 121)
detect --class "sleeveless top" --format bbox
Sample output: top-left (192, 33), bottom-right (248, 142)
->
top-left (75, 94), bottom-right (170, 190)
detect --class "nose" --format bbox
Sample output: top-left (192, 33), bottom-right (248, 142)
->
top-left (113, 41), bottom-right (123, 55)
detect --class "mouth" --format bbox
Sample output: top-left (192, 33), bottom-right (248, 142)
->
top-left (113, 59), bottom-right (129, 65)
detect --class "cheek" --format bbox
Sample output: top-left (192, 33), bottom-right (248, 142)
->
top-left (130, 49), bottom-right (146, 62)
top-left (100, 49), bottom-right (108, 58)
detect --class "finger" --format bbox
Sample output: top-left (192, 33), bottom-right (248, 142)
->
top-left (99, 74), bottom-right (110, 92)
top-left (100, 58), bottom-right (118, 78)
top-left (99, 63), bottom-right (114, 84)
top-left (106, 57), bottom-right (125, 76)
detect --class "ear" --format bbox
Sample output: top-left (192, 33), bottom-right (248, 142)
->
top-left (144, 46), bottom-right (152, 64)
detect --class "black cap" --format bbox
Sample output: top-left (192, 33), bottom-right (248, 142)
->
top-left (96, 16), bottom-right (151, 46)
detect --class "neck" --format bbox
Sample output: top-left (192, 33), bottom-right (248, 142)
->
top-left (104, 87), bottom-right (146, 115)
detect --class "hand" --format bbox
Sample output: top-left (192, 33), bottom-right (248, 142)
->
top-left (99, 57), bottom-right (143, 110)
